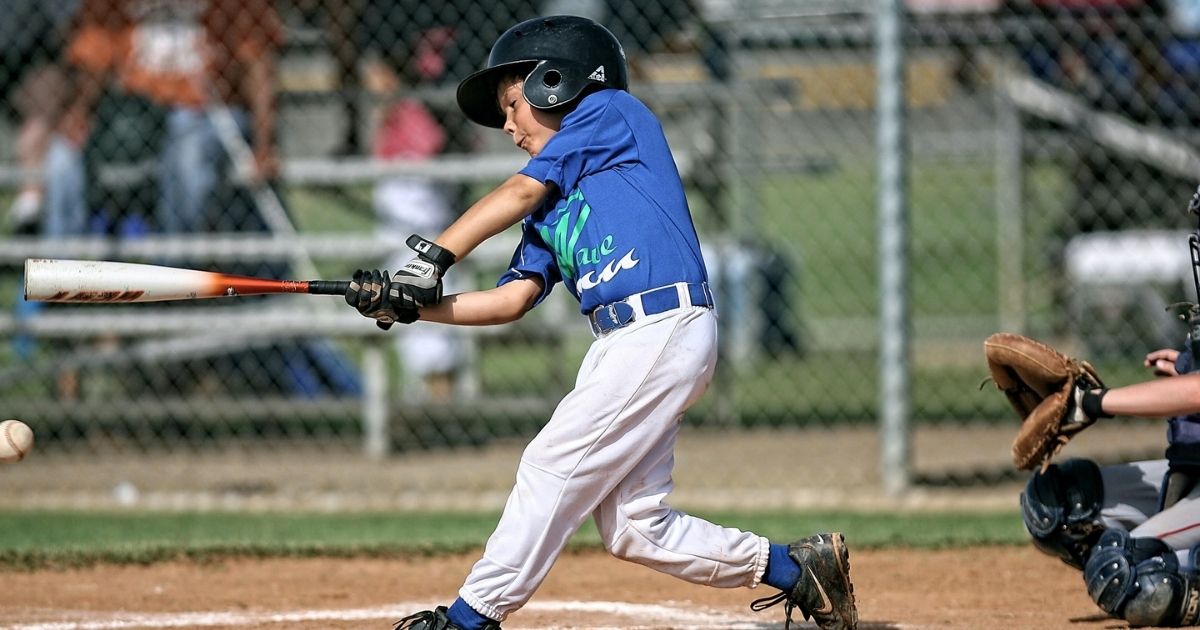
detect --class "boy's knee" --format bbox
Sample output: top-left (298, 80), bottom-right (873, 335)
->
top-left (604, 503), bottom-right (673, 562)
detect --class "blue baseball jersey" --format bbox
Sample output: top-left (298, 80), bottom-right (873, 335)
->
top-left (497, 89), bottom-right (709, 314)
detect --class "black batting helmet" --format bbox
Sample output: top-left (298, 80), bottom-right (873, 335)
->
top-left (456, 15), bottom-right (629, 129)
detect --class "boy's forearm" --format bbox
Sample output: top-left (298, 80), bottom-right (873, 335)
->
top-left (418, 294), bottom-right (508, 326)
top-left (435, 174), bottom-right (548, 260)
top-left (418, 282), bottom-right (540, 326)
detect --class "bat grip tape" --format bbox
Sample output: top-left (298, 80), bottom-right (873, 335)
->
top-left (307, 280), bottom-right (351, 295)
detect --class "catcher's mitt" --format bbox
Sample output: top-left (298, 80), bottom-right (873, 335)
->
top-left (983, 333), bottom-right (1106, 471)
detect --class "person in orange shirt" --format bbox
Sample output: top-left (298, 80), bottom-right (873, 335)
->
top-left (1, 0), bottom-right (79, 234)
top-left (42, 0), bottom-right (281, 237)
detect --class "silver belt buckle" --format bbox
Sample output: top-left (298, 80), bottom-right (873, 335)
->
top-left (594, 303), bottom-right (618, 335)
top-left (605, 303), bottom-right (620, 327)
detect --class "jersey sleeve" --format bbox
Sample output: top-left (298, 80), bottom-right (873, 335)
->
top-left (497, 217), bottom-right (560, 307)
top-left (519, 91), bottom-right (637, 194)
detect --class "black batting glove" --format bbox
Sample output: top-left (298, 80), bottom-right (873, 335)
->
top-left (345, 268), bottom-right (418, 330)
top-left (389, 235), bottom-right (458, 310)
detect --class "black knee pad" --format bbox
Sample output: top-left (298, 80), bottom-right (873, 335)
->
top-left (1021, 458), bottom-right (1104, 569)
top-left (1084, 529), bottom-right (1200, 627)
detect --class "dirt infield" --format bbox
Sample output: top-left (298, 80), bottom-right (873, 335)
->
top-left (0, 424), bottom-right (1168, 628)
top-left (0, 545), bottom-right (1116, 630)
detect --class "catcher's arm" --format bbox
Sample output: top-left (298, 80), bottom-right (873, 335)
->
top-left (1096, 373), bottom-right (1200, 417)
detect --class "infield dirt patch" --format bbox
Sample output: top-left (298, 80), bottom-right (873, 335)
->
top-left (0, 545), bottom-right (1113, 629)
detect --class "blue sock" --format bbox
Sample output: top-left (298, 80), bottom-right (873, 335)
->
top-left (446, 598), bottom-right (491, 630)
top-left (763, 542), bottom-right (802, 591)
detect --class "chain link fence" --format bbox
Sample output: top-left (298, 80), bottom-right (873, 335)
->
top-left (0, 0), bottom-right (1194, 508)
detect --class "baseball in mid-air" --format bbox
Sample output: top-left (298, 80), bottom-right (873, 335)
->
top-left (0, 419), bottom-right (34, 463)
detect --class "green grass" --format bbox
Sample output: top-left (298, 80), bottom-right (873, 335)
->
top-left (0, 509), bottom-right (1025, 570)
top-left (758, 155), bottom-right (1005, 321)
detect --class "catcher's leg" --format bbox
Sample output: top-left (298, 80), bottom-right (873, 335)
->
top-left (1085, 529), bottom-right (1200, 627)
top-left (1021, 458), bottom-right (1105, 568)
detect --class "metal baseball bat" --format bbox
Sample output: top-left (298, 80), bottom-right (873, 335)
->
top-left (24, 258), bottom-right (349, 303)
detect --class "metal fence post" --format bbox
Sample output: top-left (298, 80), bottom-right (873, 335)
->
top-left (876, 0), bottom-right (911, 496)
top-left (363, 345), bottom-right (388, 459)
top-left (996, 80), bottom-right (1026, 333)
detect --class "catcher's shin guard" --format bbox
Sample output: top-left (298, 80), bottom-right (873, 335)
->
top-left (751, 533), bottom-right (858, 630)
top-left (394, 607), bottom-right (501, 630)
top-left (1021, 458), bottom-right (1105, 569)
top-left (1084, 529), bottom-right (1200, 627)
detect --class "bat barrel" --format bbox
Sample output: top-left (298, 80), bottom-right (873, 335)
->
top-left (25, 258), bottom-right (219, 303)
top-left (24, 258), bottom-right (352, 303)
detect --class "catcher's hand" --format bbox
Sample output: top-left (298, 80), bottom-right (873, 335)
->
top-left (983, 332), bottom-right (1106, 471)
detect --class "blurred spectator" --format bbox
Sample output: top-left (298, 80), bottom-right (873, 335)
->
top-left (1158, 0), bottom-right (1200, 125)
top-left (1006, 0), bottom-right (1197, 346)
top-left (1008, 1), bottom-right (1166, 121)
top-left (1, 0), bottom-right (80, 234)
top-left (27, 1), bottom-right (362, 401)
top-left (42, 0), bottom-right (282, 238)
top-left (365, 37), bottom-right (467, 402)
top-left (1007, 0), bottom-right (1191, 235)
top-left (325, 0), bottom-right (537, 400)
top-left (336, 0), bottom-right (536, 161)
top-left (5, 0), bottom-right (80, 369)
top-left (371, 96), bottom-right (466, 401)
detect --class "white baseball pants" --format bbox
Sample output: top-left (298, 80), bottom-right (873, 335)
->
top-left (457, 306), bottom-right (769, 621)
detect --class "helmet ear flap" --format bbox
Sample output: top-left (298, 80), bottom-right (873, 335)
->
top-left (523, 60), bottom-right (590, 110)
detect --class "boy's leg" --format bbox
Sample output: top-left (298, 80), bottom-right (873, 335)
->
top-left (592, 417), bottom-right (857, 630)
top-left (591, 418), bottom-right (768, 587)
top-left (457, 308), bottom-right (717, 621)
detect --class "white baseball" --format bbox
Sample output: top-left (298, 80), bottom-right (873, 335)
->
top-left (0, 420), bottom-right (34, 463)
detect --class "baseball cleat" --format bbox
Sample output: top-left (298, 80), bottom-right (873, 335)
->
top-left (751, 532), bottom-right (859, 630)
top-left (393, 606), bottom-right (501, 630)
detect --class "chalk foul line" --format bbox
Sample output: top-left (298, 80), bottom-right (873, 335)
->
top-left (2, 600), bottom-right (781, 630)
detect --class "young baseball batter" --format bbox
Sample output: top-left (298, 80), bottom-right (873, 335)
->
top-left (344, 15), bottom-right (858, 630)
top-left (1021, 186), bottom-right (1200, 627)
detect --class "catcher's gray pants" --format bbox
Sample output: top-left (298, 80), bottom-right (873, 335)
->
top-left (457, 307), bottom-right (770, 622)
top-left (1101, 459), bottom-right (1200, 565)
